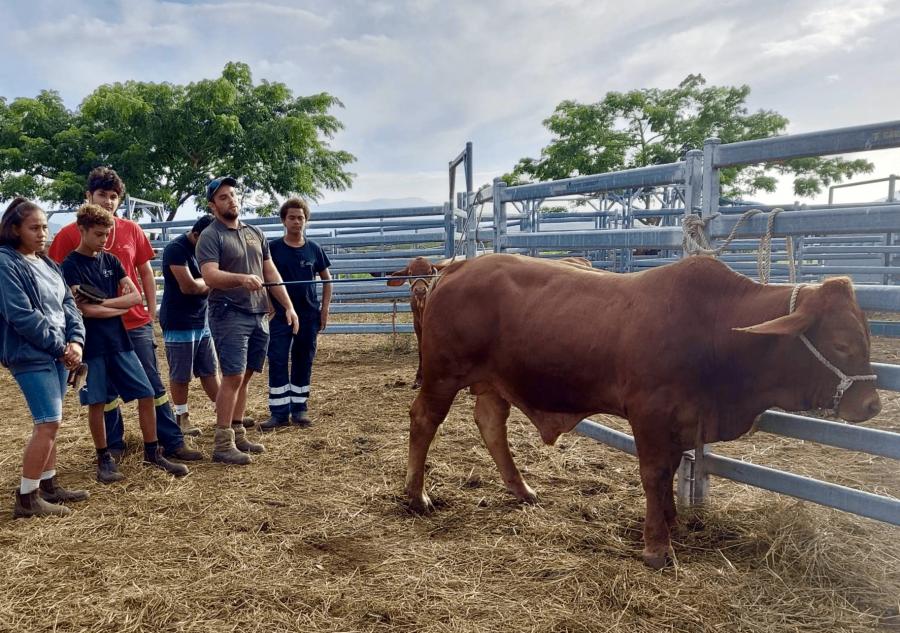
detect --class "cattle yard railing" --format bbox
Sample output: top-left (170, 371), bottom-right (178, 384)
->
top-left (141, 204), bottom-right (469, 334)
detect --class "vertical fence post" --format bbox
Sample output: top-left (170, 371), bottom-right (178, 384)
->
top-left (443, 202), bottom-right (454, 259)
top-left (683, 150), bottom-right (703, 220)
top-left (677, 140), bottom-right (720, 509)
top-left (493, 179), bottom-right (507, 253)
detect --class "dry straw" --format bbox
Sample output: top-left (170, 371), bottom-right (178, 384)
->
top-left (0, 328), bottom-right (896, 632)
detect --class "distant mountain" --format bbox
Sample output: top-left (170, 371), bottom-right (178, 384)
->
top-left (310, 197), bottom-right (436, 212)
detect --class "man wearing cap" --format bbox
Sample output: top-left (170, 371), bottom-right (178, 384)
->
top-left (197, 177), bottom-right (299, 465)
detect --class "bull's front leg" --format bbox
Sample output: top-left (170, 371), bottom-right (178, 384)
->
top-left (405, 389), bottom-right (454, 513)
top-left (474, 391), bottom-right (538, 504)
top-left (633, 427), bottom-right (678, 569)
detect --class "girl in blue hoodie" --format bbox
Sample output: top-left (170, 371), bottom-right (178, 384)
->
top-left (0, 197), bottom-right (89, 518)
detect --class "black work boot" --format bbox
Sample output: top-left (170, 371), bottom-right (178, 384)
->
top-left (39, 477), bottom-right (90, 503)
top-left (97, 452), bottom-right (125, 484)
top-left (144, 446), bottom-right (189, 477)
top-left (13, 490), bottom-right (71, 518)
top-left (291, 410), bottom-right (312, 428)
top-left (259, 415), bottom-right (290, 432)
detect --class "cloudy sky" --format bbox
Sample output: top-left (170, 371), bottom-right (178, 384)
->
top-left (1, 0), bottom-right (898, 207)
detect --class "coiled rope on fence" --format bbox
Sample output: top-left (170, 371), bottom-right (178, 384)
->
top-left (682, 208), bottom-right (797, 284)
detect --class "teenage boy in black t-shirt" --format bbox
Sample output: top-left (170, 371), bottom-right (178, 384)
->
top-left (260, 197), bottom-right (332, 431)
top-left (61, 204), bottom-right (188, 483)
top-left (160, 214), bottom-right (219, 437)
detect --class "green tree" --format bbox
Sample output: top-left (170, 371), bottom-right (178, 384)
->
top-left (0, 62), bottom-right (355, 219)
top-left (506, 74), bottom-right (872, 199)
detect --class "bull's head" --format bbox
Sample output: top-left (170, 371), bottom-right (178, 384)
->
top-left (387, 257), bottom-right (447, 309)
top-left (734, 278), bottom-right (881, 422)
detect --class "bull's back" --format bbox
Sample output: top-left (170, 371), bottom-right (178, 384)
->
top-left (423, 257), bottom-right (681, 406)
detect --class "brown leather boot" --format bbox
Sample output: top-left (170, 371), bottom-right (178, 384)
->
top-left (212, 427), bottom-right (252, 465)
top-left (177, 412), bottom-right (202, 437)
top-left (143, 446), bottom-right (189, 477)
top-left (13, 490), bottom-right (72, 518)
top-left (232, 422), bottom-right (265, 454)
top-left (38, 477), bottom-right (90, 503)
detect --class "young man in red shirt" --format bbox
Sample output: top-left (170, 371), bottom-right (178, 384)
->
top-left (48, 167), bottom-right (201, 462)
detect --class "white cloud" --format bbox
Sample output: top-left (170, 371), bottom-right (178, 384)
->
top-left (761, 2), bottom-right (885, 58)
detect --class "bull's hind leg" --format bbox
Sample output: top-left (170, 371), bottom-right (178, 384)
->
top-left (405, 388), bottom-right (455, 513)
top-left (474, 391), bottom-right (538, 505)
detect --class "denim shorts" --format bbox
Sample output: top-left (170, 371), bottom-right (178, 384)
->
top-left (164, 333), bottom-right (218, 383)
top-left (13, 361), bottom-right (68, 424)
top-left (208, 303), bottom-right (269, 376)
top-left (80, 351), bottom-right (154, 406)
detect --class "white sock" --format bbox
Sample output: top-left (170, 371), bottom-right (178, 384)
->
top-left (174, 404), bottom-right (189, 416)
top-left (20, 477), bottom-right (40, 494)
top-left (40, 469), bottom-right (56, 481)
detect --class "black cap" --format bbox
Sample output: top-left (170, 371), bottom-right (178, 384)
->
top-left (206, 176), bottom-right (238, 201)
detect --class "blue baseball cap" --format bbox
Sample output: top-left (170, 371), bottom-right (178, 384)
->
top-left (206, 176), bottom-right (238, 201)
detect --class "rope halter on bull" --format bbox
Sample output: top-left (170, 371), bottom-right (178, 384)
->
top-left (682, 208), bottom-right (796, 284)
top-left (789, 285), bottom-right (877, 413)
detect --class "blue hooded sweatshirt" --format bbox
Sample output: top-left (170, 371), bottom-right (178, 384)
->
top-left (0, 245), bottom-right (85, 374)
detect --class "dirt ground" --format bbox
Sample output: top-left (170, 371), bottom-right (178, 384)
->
top-left (0, 328), bottom-right (897, 633)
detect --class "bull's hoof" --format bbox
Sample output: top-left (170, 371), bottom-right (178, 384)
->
top-left (407, 491), bottom-right (434, 514)
top-left (641, 547), bottom-right (672, 570)
top-left (412, 380), bottom-right (421, 390)
top-left (512, 483), bottom-right (539, 505)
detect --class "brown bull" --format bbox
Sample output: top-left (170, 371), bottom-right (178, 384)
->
top-left (405, 254), bottom-right (881, 568)
top-left (388, 257), bottom-right (447, 388)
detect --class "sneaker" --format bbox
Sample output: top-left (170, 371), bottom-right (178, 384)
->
top-left (38, 477), bottom-right (90, 503)
top-left (144, 446), bottom-right (189, 477)
top-left (259, 415), bottom-right (290, 432)
top-left (164, 444), bottom-right (204, 461)
top-left (291, 411), bottom-right (313, 428)
top-left (97, 452), bottom-right (125, 484)
top-left (13, 490), bottom-right (71, 518)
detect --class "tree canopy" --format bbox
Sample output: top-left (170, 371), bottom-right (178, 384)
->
top-left (506, 74), bottom-right (872, 199)
top-left (0, 62), bottom-right (355, 219)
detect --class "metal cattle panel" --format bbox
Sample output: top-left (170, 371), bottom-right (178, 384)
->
top-left (712, 120), bottom-right (900, 168)
top-left (502, 163), bottom-right (686, 202)
top-left (703, 453), bottom-right (900, 526)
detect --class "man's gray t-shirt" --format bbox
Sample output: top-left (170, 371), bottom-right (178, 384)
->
top-left (196, 218), bottom-right (271, 314)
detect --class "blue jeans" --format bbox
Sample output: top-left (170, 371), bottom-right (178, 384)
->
top-left (13, 361), bottom-right (67, 424)
top-left (267, 313), bottom-right (319, 418)
top-left (105, 323), bottom-right (184, 452)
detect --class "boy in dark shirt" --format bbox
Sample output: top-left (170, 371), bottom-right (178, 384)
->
top-left (61, 204), bottom-right (188, 482)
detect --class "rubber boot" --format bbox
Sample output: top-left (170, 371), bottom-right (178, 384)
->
top-left (39, 476), bottom-right (90, 503)
top-left (177, 411), bottom-right (202, 437)
top-left (143, 446), bottom-right (190, 477)
top-left (13, 490), bottom-right (72, 518)
top-left (212, 427), bottom-right (252, 465)
top-left (233, 422), bottom-right (265, 454)
top-left (97, 452), bottom-right (126, 484)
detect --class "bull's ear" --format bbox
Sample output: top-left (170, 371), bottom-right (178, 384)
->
top-left (386, 269), bottom-right (409, 287)
top-left (734, 311), bottom-right (814, 336)
top-left (432, 259), bottom-right (451, 272)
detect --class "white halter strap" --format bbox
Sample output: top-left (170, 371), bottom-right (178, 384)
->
top-left (789, 285), bottom-right (877, 412)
